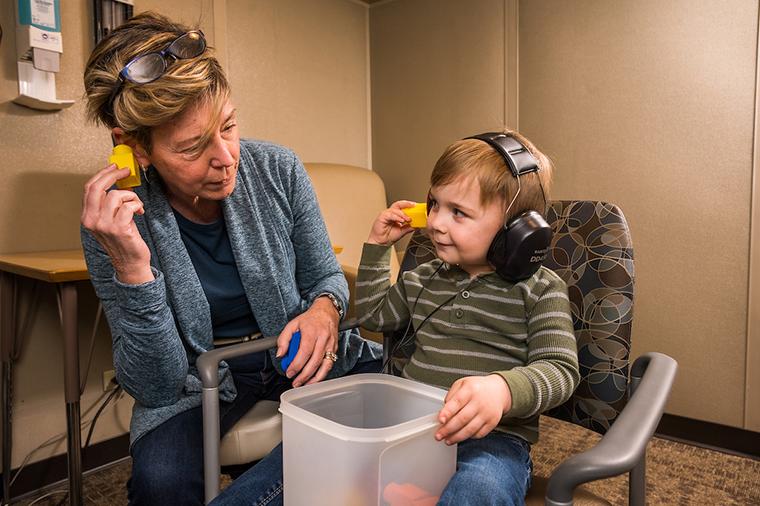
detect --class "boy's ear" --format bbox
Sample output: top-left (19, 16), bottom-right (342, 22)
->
top-left (111, 127), bottom-right (150, 168)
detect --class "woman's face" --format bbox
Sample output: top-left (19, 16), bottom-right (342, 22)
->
top-left (142, 98), bottom-right (240, 203)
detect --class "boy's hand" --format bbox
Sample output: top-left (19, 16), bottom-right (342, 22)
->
top-left (367, 200), bottom-right (417, 246)
top-left (435, 374), bottom-right (512, 445)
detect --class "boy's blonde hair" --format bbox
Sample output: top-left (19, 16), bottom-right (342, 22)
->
top-left (83, 12), bottom-right (229, 153)
top-left (430, 130), bottom-right (554, 221)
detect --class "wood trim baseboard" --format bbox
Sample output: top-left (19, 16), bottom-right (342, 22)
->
top-left (656, 414), bottom-right (760, 459)
top-left (0, 433), bottom-right (130, 502)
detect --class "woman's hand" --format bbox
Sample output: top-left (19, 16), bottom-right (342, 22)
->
top-left (367, 200), bottom-right (417, 246)
top-left (81, 163), bottom-right (153, 284)
top-left (276, 296), bottom-right (340, 387)
top-left (435, 374), bottom-right (513, 445)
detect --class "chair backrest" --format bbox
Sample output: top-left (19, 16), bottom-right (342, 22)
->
top-left (543, 201), bottom-right (634, 434)
top-left (386, 200), bottom-right (635, 435)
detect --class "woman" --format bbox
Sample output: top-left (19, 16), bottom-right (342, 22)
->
top-left (81, 12), bottom-right (381, 505)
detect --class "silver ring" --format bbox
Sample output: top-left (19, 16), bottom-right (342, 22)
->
top-left (324, 351), bottom-right (338, 363)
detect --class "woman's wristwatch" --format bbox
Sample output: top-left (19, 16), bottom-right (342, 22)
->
top-left (317, 292), bottom-right (344, 319)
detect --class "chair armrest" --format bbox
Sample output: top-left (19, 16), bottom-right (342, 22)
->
top-left (197, 337), bottom-right (279, 388)
top-left (198, 336), bottom-right (278, 503)
top-left (545, 352), bottom-right (677, 506)
top-left (197, 316), bottom-right (364, 389)
top-left (197, 320), bottom-right (361, 503)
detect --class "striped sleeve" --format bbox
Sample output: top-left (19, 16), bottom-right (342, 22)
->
top-left (355, 243), bottom-right (411, 332)
top-left (498, 271), bottom-right (580, 419)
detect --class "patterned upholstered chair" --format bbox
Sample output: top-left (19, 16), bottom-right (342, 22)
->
top-left (385, 200), bottom-right (677, 506)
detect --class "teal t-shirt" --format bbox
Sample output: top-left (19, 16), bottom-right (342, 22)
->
top-left (173, 209), bottom-right (258, 339)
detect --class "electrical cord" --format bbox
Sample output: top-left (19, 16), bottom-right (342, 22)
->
top-left (2, 280), bottom-right (107, 503)
top-left (51, 384), bottom-right (123, 506)
top-left (83, 384), bottom-right (122, 450)
top-left (8, 382), bottom-right (123, 491)
top-left (26, 489), bottom-right (67, 506)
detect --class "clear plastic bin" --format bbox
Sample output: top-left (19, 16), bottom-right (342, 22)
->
top-left (279, 373), bottom-right (457, 506)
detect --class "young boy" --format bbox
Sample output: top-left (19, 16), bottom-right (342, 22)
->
top-left (356, 131), bottom-right (580, 505)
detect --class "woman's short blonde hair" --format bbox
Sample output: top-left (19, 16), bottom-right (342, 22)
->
top-left (430, 130), bottom-right (554, 221)
top-left (83, 12), bottom-right (229, 153)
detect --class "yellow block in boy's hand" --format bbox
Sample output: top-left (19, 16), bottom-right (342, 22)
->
top-left (109, 144), bottom-right (142, 189)
top-left (401, 203), bottom-right (427, 228)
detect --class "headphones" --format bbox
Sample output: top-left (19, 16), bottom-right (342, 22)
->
top-left (448, 132), bottom-right (552, 282)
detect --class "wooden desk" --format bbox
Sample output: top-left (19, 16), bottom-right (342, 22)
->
top-left (0, 250), bottom-right (88, 506)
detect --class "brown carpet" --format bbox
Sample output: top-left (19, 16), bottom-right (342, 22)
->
top-left (15, 416), bottom-right (760, 505)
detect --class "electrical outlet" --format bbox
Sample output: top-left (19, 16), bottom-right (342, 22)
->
top-left (102, 369), bottom-right (117, 392)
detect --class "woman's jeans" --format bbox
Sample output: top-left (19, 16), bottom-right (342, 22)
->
top-left (127, 349), bottom-right (382, 506)
top-left (211, 430), bottom-right (533, 506)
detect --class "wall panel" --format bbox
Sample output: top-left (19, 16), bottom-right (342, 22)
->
top-left (370, 0), bottom-right (506, 204)
top-left (227, 0), bottom-right (369, 167)
top-left (519, 0), bottom-right (758, 427)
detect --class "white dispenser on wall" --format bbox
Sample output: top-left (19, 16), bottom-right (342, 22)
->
top-left (13, 0), bottom-right (74, 111)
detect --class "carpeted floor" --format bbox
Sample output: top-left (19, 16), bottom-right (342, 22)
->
top-left (14, 416), bottom-right (760, 505)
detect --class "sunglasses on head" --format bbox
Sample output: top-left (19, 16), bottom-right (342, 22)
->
top-left (107, 30), bottom-right (206, 120)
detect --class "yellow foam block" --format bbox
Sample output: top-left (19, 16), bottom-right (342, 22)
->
top-left (401, 203), bottom-right (427, 228)
top-left (109, 144), bottom-right (142, 189)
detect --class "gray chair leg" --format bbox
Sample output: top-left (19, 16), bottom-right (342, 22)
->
top-left (203, 387), bottom-right (221, 505)
top-left (629, 453), bottom-right (646, 506)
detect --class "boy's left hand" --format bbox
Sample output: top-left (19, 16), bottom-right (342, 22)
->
top-left (435, 374), bottom-right (512, 445)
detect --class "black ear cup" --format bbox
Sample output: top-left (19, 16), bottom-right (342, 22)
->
top-left (487, 210), bottom-right (552, 282)
top-left (464, 132), bottom-right (552, 282)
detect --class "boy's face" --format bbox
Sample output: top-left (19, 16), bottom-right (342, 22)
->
top-left (427, 175), bottom-right (505, 276)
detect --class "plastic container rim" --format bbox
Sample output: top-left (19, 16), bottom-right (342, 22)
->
top-left (279, 373), bottom-right (446, 443)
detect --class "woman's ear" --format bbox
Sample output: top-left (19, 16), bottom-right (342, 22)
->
top-left (111, 127), bottom-right (151, 168)
top-left (111, 127), bottom-right (129, 147)
top-left (132, 146), bottom-right (151, 170)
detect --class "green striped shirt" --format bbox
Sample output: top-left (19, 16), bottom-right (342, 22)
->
top-left (356, 243), bottom-right (579, 443)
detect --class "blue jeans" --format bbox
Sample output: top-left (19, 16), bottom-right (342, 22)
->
top-left (212, 430), bottom-right (532, 506)
top-left (127, 350), bottom-right (382, 506)
top-left (439, 432), bottom-right (532, 506)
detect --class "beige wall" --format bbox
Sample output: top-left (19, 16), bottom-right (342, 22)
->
top-left (370, 0), bottom-right (507, 205)
top-left (519, 0), bottom-right (757, 429)
top-left (370, 0), bottom-right (760, 430)
top-left (0, 0), bottom-right (370, 470)
top-left (228, 0), bottom-right (370, 168)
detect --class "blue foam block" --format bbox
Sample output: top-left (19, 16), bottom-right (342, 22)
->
top-left (280, 330), bottom-right (301, 370)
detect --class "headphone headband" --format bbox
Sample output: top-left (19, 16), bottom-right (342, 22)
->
top-left (466, 132), bottom-right (539, 178)
top-left (465, 131), bottom-right (551, 282)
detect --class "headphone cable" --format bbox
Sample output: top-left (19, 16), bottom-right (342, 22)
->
top-left (382, 263), bottom-right (481, 374)
top-left (382, 262), bottom-right (443, 373)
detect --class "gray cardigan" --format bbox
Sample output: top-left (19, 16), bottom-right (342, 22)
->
top-left (81, 139), bottom-right (380, 446)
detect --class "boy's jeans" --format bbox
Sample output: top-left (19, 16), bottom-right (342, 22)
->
top-left (212, 430), bottom-right (533, 506)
